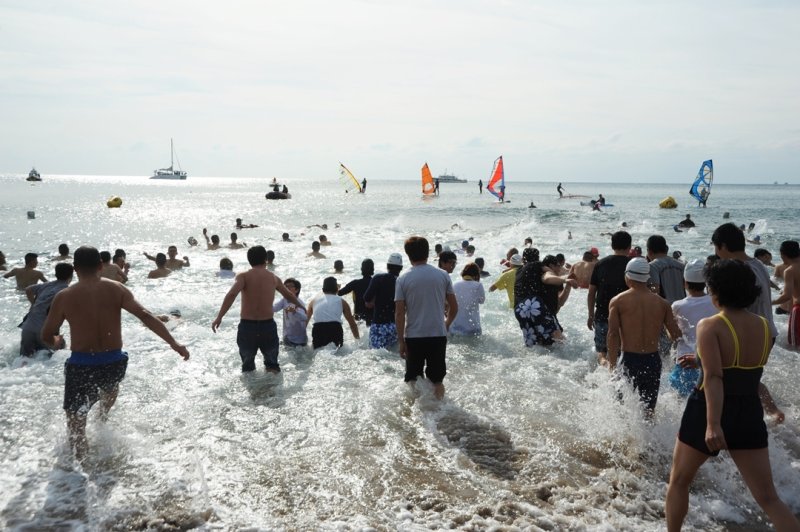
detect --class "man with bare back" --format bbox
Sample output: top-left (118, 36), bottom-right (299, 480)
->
top-left (607, 257), bottom-right (681, 415)
top-left (41, 246), bottom-right (190, 460)
top-left (569, 250), bottom-right (598, 289)
top-left (211, 245), bottom-right (304, 373)
top-left (772, 240), bottom-right (800, 348)
top-left (3, 253), bottom-right (47, 289)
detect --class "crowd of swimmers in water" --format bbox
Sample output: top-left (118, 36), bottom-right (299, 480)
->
top-left (2, 214), bottom-right (800, 530)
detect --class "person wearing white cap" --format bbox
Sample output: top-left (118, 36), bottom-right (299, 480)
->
top-left (489, 253), bottom-right (523, 308)
top-left (607, 257), bottom-right (681, 416)
top-left (364, 253), bottom-right (404, 349)
top-left (669, 259), bottom-right (716, 396)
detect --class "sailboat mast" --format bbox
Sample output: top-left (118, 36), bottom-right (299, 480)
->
top-left (170, 138), bottom-right (174, 168)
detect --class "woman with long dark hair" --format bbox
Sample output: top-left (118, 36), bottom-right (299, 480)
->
top-left (665, 259), bottom-right (799, 531)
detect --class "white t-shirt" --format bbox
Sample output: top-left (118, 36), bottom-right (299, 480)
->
top-left (672, 294), bottom-right (717, 357)
top-left (450, 279), bottom-right (485, 335)
top-left (311, 293), bottom-right (344, 324)
top-left (395, 263), bottom-right (454, 338)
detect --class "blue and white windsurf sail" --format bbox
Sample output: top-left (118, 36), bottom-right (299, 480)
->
top-left (689, 160), bottom-right (713, 205)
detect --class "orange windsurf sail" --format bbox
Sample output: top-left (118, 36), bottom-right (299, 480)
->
top-left (421, 163), bottom-right (436, 196)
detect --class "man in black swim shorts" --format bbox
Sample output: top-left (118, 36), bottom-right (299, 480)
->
top-left (42, 246), bottom-right (189, 460)
top-left (607, 258), bottom-right (681, 416)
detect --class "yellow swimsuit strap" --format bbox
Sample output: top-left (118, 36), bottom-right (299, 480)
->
top-left (717, 313), bottom-right (740, 367)
top-left (717, 313), bottom-right (770, 369)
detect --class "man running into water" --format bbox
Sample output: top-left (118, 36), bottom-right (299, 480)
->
top-left (569, 251), bottom-right (598, 289)
top-left (607, 258), bottom-right (681, 416)
top-left (20, 263), bottom-right (73, 357)
top-left (588, 232), bottom-right (631, 366)
top-left (41, 246), bottom-right (189, 460)
top-left (4, 253), bottom-right (47, 290)
top-left (211, 246), bottom-right (303, 373)
top-left (396, 236), bottom-right (457, 400)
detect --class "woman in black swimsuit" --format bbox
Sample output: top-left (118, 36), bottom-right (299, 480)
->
top-left (665, 260), bottom-right (799, 531)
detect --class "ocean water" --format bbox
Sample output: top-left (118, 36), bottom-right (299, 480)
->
top-left (1, 174), bottom-right (798, 530)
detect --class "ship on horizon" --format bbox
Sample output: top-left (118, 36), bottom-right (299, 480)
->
top-left (436, 170), bottom-right (467, 183)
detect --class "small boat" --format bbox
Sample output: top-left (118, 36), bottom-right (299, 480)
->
top-left (151, 138), bottom-right (187, 179)
top-left (421, 163), bottom-right (436, 197)
top-left (265, 191), bottom-right (291, 200)
top-left (689, 159), bottom-right (713, 206)
top-left (486, 156), bottom-right (505, 202)
top-left (26, 167), bottom-right (42, 181)
top-left (436, 170), bottom-right (467, 183)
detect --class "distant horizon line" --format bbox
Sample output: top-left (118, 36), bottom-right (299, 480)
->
top-left (3, 173), bottom-right (797, 186)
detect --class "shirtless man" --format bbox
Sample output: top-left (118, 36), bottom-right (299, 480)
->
top-left (772, 240), bottom-right (800, 348)
top-left (4, 253), bottom-right (47, 289)
top-left (569, 251), bottom-right (597, 288)
top-left (607, 257), bottom-right (681, 416)
top-left (145, 245), bottom-right (189, 270)
top-left (203, 228), bottom-right (221, 250)
top-left (211, 246), bottom-right (303, 373)
top-left (55, 243), bottom-right (71, 261)
top-left (99, 251), bottom-right (127, 283)
top-left (148, 253), bottom-right (172, 279)
top-left (319, 234), bottom-right (332, 246)
top-left (0, 250), bottom-right (7, 270)
top-left (228, 233), bottom-right (246, 249)
top-left (308, 241), bottom-right (327, 259)
top-left (41, 246), bottom-right (189, 460)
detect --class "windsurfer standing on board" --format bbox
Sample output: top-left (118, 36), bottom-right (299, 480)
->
top-left (699, 188), bottom-right (709, 207)
top-left (557, 183), bottom-right (564, 198)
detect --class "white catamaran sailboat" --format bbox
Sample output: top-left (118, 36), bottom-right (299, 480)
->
top-left (151, 139), bottom-right (187, 180)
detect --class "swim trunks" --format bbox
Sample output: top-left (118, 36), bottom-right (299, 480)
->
top-left (63, 350), bottom-right (129, 414)
top-left (312, 321), bottom-right (344, 349)
top-left (789, 304), bottom-right (800, 348)
top-left (619, 351), bottom-right (662, 412)
top-left (369, 322), bottom-right (398, 349)
top-left (237, 319), bottom-right (279, 372)
top-left (668, 364), bottom-right (700, 397)
top-left (404, 336), bottom-right (447, 383)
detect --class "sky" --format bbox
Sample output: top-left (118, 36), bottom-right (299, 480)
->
top-left (1, 0), bottom-right (799, 183)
